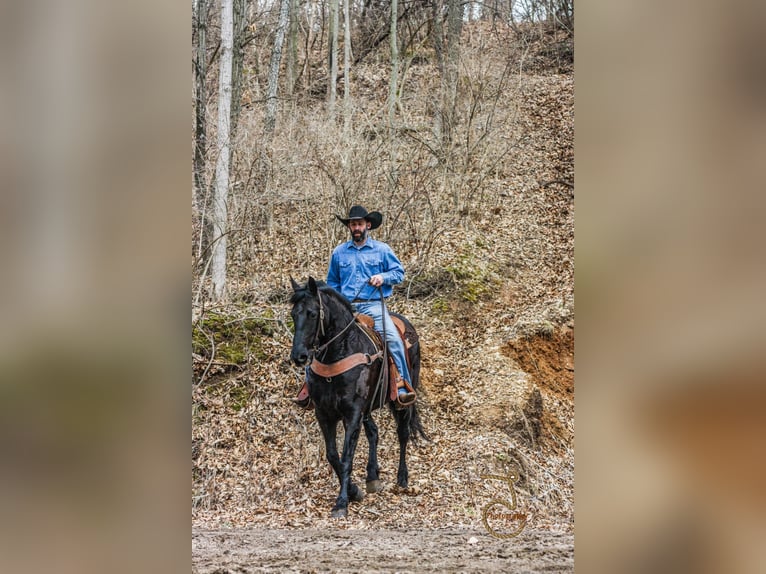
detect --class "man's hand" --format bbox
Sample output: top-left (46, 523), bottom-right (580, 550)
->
top-left (368, 274), bottom-right (384, 287)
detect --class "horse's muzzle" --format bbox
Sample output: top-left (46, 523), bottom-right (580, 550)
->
top-left (291, 349), bottom-right (310, 366)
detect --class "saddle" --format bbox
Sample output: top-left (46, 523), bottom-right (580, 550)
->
top-left (295, 314), bottom-right (416, 408)
top-left (355, 314), bottom-right (416, 404)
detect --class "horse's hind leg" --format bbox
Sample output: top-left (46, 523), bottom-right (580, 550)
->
top-left (363, 415), bottom-right (383, 493)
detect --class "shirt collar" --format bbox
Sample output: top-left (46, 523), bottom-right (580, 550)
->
top-left (346, 238), bottom-right (374, 250)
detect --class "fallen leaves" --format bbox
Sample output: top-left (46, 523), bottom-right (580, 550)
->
top-left (192, 21), bottom-right (574, 536)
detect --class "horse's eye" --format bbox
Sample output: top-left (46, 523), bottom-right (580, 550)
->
top-left (307, 309), bottom-right (317, 318)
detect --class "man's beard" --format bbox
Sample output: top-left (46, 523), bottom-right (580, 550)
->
top-left (351, 229), bottom-right (367, 244)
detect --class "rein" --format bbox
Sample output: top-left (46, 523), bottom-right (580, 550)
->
top-left (310, 291), bottom-right (359, 356)
top-left (307, 286), bottom-right (388, 407)
top-left (371, 286), bottom-right (388, 413)
top-left (338, 284), bottom-right (390, 413)
top-left (310, 281), bottom-right (371, 356)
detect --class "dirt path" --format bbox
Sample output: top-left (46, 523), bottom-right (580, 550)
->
top-left (192, 527), bottom-right (573, 573)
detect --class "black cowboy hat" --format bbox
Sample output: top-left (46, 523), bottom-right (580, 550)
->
top-left (335, 205), bottom-right (383, 230)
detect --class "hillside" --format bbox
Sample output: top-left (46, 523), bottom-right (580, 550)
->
top-left (192, 17), bottom-right (573, 543)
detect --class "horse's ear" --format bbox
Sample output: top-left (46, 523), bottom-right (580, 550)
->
top-left (290, 276), bottom-right (301, 292)
top-left (307, 276), bottom-right (318, 295)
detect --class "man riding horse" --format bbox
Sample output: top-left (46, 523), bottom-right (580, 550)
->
top-left (293, 205), bottom-right (417, 408)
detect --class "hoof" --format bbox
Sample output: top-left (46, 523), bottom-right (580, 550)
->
top-left (366, 480), bottom-right (384, 494)
top-left (331, 506), bottom-right (348, 518)
top-left (350, 484), bottom-right (365, 503)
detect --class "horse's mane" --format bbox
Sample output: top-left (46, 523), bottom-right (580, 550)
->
top-left (290, 280), bottom-right (355, 316)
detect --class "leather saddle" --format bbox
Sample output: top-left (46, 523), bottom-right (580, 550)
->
top-left (294, 313), bottom-right (416, 408)
top-left (355, 313), bottom-right (415, 403)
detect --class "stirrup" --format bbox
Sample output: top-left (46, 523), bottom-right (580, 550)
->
top-left (395, 380), bottom-right (416, 408)
top-left (292, 396), bottom-right (314, 409)
top-left (292, 382), bottom-right (314, 409)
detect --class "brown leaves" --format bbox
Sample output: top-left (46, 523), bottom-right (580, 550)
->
top-left (193, 20), bottom-right (574, 535)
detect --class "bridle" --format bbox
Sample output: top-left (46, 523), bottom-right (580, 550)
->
top-left (308, 290), bottom-right (358, 358)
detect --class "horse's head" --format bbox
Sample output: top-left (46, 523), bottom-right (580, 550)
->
top-left (289, 276), bottom-right (323, 366)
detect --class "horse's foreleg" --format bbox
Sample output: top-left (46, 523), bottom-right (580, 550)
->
top-left (316, 416), bottom-right (343, 488)
top-left (395, 410), bottom-right (410, 488)
top-left (362, 415), bottom-right (383, 493)
top-left (332, 411), bottom-right (364, 517)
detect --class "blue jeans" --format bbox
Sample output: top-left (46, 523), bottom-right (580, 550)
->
top-left (354, 300), bottom-right (411, 384)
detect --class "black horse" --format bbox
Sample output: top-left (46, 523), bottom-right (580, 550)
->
top-left (289, 276), bottom-right (427, 518)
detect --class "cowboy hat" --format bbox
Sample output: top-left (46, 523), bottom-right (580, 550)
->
top-left (335, 205), bottom-right (383, 230)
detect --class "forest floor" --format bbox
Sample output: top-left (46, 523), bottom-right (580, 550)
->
top-left (192, 303), bottom-right (574, 572)
top-left (193, 20), bottom-right (574, 573)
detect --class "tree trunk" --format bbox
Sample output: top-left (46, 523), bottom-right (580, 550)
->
top-left (264, 0), bottom-right (291, 135)
top-left (431, 0), bottom-right (445, 148)
top-left (194, 0), bottom-right (209, 234)
top-left (212, 0), bottom-right (234, 301)
top-left (385, 0), bottom-right (400, 198)
top-left (286, 0), bottom-right (299, 97)
top-left (327, 0), bottom-right (339, 115)
top-left (303, 1), bottom-right (316, 91)
top-left (444, 0), bottom-right (462, 144)
top-left (387, 0), bottom-right (399, 132)
top-left (230, 0), bottom-right (249, 138)
top-left (342, 0), bottom-right (351, 132)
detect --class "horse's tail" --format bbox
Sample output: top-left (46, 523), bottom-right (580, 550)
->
top-left (406, 336), bottom-right (429, 443)
top-left (406, 401), bottom-right (429, 443)
top-left (386, 312), bottom-right (429, 442)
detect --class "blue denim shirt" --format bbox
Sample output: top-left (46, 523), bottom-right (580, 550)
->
top-left (326, 238), bottom-right (404, 301)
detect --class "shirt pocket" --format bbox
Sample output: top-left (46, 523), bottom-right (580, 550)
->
top-left (362, 255), bottom-right (384, 273)
top-left (338, 260), bottom-right (352, 277)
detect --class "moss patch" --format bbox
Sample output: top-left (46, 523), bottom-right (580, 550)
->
top-left (444, 247), bottom-right (501, 304)
top-left (193, 310), bottom-right (275, 368)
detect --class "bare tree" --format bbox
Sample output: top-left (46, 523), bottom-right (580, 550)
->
top-left (286, 0), bottom-right (299, 96)
top-left (431, 0), bottom-right (445, 145)
top-left (230, 0), bottom-right (250, 138)
top-left (211, 0), bottom-right (234, 300)
top-left (193, 0), bottom-right (209, 228)
top-left (328, 0), bottom-right (340, 115)
top-left (445, 0), bottom-right (463, 143)
top-left (342, 0), bottom-right (352, 132)
top-left (302, 0), bottom-right (318, 91)
top-left (432, 0), bottom-right (463, 153)
top-left (264, 0), bottom-right (291, 135)
top-left (387, 0), bottom-right (399, 131)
